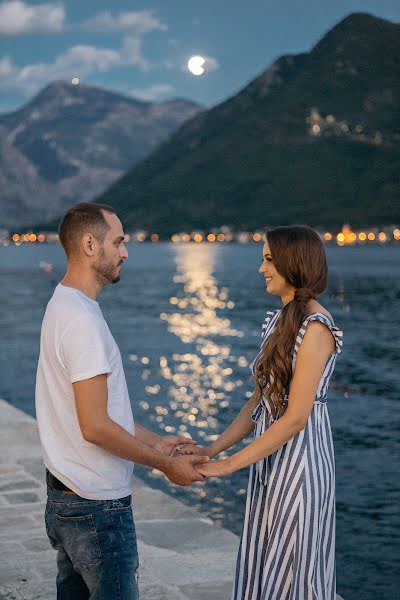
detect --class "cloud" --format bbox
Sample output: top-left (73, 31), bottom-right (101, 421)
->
top-left (82, 9), bottom-right (167, 34)
top-left (0, 6), bottom-right (169, 95)
top-left (203, 56), bottom-right (219, 72)
top-left (0, 0), bottom-right (65, 35)
top-left (0, 6), bottom-right (176, 102)
top-left (0, 4), bottom-right (166, 37)
top-left (0, 56), bottom-right (13, 75)
top-left (17, 45), bottom-right (121, 92)
top-left (130, 84), bottom-right (174, 102)
top-left (0, 36), bottom-right (151, 95)
top-left (120, 36), bottom-right (150, 71)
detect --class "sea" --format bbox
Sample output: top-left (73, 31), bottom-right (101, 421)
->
top-left (0, 242), bottom-right (399, 600)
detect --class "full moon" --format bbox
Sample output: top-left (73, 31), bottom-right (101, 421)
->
top-left (188, 56), bottom-right (205, 76)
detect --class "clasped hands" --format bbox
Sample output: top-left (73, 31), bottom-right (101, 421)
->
top-left (154, 435), bottom-right (226, 486)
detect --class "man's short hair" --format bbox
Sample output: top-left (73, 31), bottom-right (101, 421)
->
top-left (58, 202), bottom-right (116, 257)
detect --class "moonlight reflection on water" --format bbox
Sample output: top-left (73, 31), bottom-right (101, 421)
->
top-left (154, 245), bottom-right (249, 445)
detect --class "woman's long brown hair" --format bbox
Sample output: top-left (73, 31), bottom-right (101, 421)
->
top-left (254, 225), bottom-right (328, 416)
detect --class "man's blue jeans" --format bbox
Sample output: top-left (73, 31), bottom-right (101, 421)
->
top-left (45, 482), bottom-right (139, 599)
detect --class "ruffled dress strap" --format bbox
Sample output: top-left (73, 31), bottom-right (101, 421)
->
top-left (294, 312), bottom-right (343, 355)
top-left (261, 309), bottom-right (281, 340)
top-left (251, 309), bottom-right (281, 377)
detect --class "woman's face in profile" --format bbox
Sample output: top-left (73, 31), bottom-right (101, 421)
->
top-left (259, 240), bottom-right (293, 298)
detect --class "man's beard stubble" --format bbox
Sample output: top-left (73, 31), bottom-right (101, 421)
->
top-left (92, 248), bottom-right (121, 286)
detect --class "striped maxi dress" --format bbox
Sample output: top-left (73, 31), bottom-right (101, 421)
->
top-left (232, 309), bottom-right (344, 600)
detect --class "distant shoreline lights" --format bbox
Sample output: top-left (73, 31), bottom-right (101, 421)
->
top-left (2, 224), bottom-right (400, 247)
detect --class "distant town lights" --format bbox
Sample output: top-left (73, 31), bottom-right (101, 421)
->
top-left (305, 109), bottom-right (385, 145)
top-left (4, 225), bottom-right (400, 247)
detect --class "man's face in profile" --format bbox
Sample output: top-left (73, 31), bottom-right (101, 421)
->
top-left (92, 212), bottom-right (128, 285)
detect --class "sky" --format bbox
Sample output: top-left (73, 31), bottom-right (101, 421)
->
top-left (0, 0), bottom-right (399, 113)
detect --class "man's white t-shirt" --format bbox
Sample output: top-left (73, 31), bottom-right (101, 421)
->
top-left (35, 283), bottom-right (135, 499)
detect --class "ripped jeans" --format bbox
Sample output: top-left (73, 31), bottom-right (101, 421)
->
top-left (45, 483), bottom-right (139, 599)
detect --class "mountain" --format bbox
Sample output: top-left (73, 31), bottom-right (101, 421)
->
top-left (0, 81), bottom-right (201, 228)
top-left (95, 12), bottom-right (400, 233)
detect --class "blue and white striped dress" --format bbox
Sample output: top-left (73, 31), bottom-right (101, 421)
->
top-left (232, 309), bottom-right (343, 600)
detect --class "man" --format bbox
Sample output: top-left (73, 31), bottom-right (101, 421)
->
top-left (35, 202), bottom-right (209, 599)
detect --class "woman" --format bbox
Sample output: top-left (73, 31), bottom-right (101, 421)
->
top-left (185, 225), bottom-right (343, 599)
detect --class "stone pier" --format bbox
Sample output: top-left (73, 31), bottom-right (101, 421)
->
top-left (0, 399), bottom-right (344, 599)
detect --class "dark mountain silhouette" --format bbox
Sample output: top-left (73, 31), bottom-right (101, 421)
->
top-left (95, 12), bottom-right (400, 234)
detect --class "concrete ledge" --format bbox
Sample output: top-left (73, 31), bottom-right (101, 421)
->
top-left (0, 399), bottom-right (344, 599)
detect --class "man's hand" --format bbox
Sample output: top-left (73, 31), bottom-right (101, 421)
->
top-left (164, 455), bottom-right (210, 486)
top-left (153, 435), bottom-right (198, 457)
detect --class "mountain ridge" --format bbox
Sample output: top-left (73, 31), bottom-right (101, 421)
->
top-left (0, 81), bottom-right (201, 228)
top-left (92, 11), bottom-right (399, 233)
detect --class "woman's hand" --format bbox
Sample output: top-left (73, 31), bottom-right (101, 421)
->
top-left (153, 435), bottom-right (197, 457)
top-left (173, 444), bottom-right (213, 458)
top-left (196, 458), bottom-right (232, 478)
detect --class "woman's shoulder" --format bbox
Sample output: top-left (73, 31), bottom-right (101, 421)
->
top-left (306, 300), bottom-right (333, 323)
top-left (295, 302), bottom-right (343, 355)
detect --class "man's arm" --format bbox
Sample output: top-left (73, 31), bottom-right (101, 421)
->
top-left (134, 423), bottom-right (197, 456)
top-left (73, 374), bottom-right (208, 485)
top-left (134, 423), bottom-right (160, 448)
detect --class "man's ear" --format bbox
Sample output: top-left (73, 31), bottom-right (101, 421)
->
top-left (81, 233), bottom-right (97, 257)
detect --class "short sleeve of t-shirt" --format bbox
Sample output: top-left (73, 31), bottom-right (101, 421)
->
top-left (59, 314), bottom-right (112, 383)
